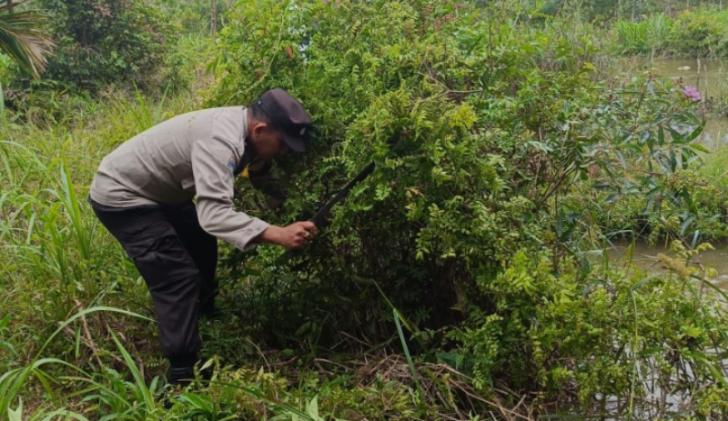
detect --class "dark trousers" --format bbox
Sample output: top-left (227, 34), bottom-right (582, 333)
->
top-left (88, 197), bottom-right (217, 367)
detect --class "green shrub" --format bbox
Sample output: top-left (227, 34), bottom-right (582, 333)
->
top-left (207, 0), bottom-right (727, 415)
top-left (614, 13), bottom-right (672, 55)
top-left (0, 53), bottom-right (17, 86)
top-left (2, 0), bottom-right (726, 417)
top-left (152, 0), bottom-right (225, 35)
top-left (667, 7), bottom-right (728, 58)
top-left (209, 0), bottom-right (596, 342)
top-left (36, 0), bottom-right (173, 92)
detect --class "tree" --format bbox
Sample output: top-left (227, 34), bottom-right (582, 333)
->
top-left (38, 0), bottom-right (171, 92)
top-left (210, 0), bottom-right (216, 35)
top-left (0, 0), bottom-right (54, 79)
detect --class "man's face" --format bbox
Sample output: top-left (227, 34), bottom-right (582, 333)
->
top-left (250, 123), bottom-right (289, 160)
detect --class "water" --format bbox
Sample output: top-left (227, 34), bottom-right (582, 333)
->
top-left (617, 57), bottom-right (728, 149)
top-left (605, 241), bottom-right (728, 290)
top-left (609, 56), bottom-right (728, 289)
top-left (604, 60), bottom-right (728, 416)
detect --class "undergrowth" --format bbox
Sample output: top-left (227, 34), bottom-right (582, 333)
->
top-left (0, 1), bottom-right (726, 420)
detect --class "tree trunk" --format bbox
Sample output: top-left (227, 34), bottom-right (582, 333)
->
top-left (210, 0), bottom-right (217, 35)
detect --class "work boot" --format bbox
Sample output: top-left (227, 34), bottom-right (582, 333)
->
top-left (166, 356), bottom-right (214, 387)
top-left (197, 363), bottom-right (213, 384)
top-left (167, 354), bottom-right (198, 386)
top-left (162, 361), bottom-right (213, 409)
top-left (167, 365), bottom-right (195, 387)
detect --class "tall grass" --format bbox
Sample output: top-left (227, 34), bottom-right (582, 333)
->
top-left (612, 6), bottom-right (728, 59)
top-left (0, 84), bottom-right (358, 420)
top-left (0, 87), bottom-right (202, 415)
top-left (1, 10), bottom-right (726, 418)
top-left (701, 145), bottom-right (728, 186)
top-left (0, 305), bottom-right (158, 418)
top-left (614, 13), bottom-right (672, 56)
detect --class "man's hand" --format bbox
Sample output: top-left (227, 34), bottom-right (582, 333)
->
top-left (256, 221), bottom-right (318, 249)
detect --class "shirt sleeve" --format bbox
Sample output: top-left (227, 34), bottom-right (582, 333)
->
top-left (191, 135), bottom-right (270, 252)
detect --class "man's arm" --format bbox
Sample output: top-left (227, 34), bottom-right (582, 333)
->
top-left (251, 221), bottom-right (317, 249)
top-left (191, 137), bottom-right (316, 251)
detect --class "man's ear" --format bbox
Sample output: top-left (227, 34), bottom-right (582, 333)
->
top-left (251, 121), bottom-right (269, 137)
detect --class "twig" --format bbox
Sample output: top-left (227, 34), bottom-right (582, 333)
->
top-left (245, 337), bottom-right (271, 372)
top-left (74, 299), bottom-right (103, 369)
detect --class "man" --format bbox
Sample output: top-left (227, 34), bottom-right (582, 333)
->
top-left (87, 88), bottom-right (318, 385)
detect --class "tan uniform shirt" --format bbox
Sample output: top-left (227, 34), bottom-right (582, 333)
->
top-left (89, 106), bottom-right (269, 252)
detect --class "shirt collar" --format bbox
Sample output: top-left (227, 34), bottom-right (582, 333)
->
top-left (235, 107), bottom-right (256, 176)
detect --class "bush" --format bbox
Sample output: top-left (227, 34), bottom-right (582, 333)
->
top-left (667, 7), bottom-right (728, 58)
top-left (614, 13), bottom-right (672, 55)
top-left (152, 0), bottom-right (224, 35)
top-left (209, 0), bottom-right (595, 341)
top-left (206, 0), bottom-right (727, 415)
top-left (36, 0), bottom-right (173, 92)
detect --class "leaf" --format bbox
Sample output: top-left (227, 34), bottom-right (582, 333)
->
top-left (689, 143), bottom-right (710, 154)
top-left (682, 325), bottom-right (703, 339)
top-left (7, 399), bottom-right (22, 421)
top-left (305, 396), bottom-right (320, 419)
top-left (393, 309), bottom-right (425, 399)
top-left (109, 331), bottom-right (156, 411)
top-left (0, 7), bottom-right (55, 78)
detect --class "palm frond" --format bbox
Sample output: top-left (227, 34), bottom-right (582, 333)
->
top-left (0, 5), bottom-right (55, 79)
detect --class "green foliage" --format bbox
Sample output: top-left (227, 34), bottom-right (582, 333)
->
top-left (667, 7), bottom-right (728, 58)
top-left (0, 2), bottom-right (54, 79)
top-left (543, 0), bottom-right (728, 23)
top-left (611, 6), bottom-right (728, 59)
top-left (207, 0), bottom-right (728, 416)
top-left (701, 144), bottom-right (728, 187)
top-left (0, 0), bottom-right (726, 418)
top-left (615, 13), bottom-right (672, 55)
top-left (563, 80), bottom-right (728, 243)
top-left (156, 32), bottom-right (217, 96)
top-left (152, 0), bottom-right (226, 35)
top-left (0, 52), bottom-right (15, 85)
top-left (36, 0), bottom-right (172, 92)
top-left (456, 245), bottom-right (728, 415)
top-left (210, 0), bottom-right (602, 345)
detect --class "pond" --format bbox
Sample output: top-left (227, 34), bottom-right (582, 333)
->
top-left (618, 57), bottom-right (728, 149)
top-left (607, 57), bottom-right (728, 291)
top-left (605, 240), bottom-right (728, 291)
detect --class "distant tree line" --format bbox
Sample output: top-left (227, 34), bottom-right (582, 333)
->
top-left (540, 0), bottom-right (727, 20)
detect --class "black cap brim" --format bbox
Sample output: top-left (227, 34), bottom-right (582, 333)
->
top-left (282, 133), bottom-right (306, 152)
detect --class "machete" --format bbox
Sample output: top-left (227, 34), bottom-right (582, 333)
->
top-left (309, 161), bottom-right (375, 229)
top-left (277, 161), bottom-right (375, 261)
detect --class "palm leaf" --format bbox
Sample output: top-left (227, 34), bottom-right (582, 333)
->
top-left (0, 2), bottom-right (54, 79)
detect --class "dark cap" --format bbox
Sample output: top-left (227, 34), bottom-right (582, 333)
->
top-left (254, 88), bottom-right (313, 152)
